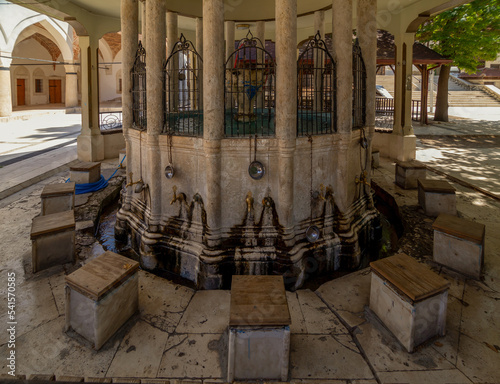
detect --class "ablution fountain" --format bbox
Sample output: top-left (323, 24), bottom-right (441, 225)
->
top-left (115, 3), bottom-right (380, 289)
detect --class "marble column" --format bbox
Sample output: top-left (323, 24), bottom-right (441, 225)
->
top-left (313, 10), bottom-right (325, 112)
top-left (225, 21), bottom-right (235, 67)
top-left (0, 55), bottom-right (13, 117)
top-left (77, 34), bottom-right (104, 161)
top-left (276, 0), bottom-right (297, 236)
top-left (393, 32), bottom-right (415, 136)
top-left (141, 0), bottom-right (146, 47)
top-left (121, 0), bottom-right (139, 192)
top-left (332, 0), bottom-right (352, 213)
top-left (167, 11), bottom-right (179, 111)
top-left (203, 0), bottom-right (224, 243)
top-left (64, 64), bottom-right (79, 108)
top-left (145, 0), bottom-right (165, 229)
top-left (357, 0), bottom-right (377, 185)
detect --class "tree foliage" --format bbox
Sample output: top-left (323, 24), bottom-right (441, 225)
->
top-left (416, 0), bottom-right (500, 74)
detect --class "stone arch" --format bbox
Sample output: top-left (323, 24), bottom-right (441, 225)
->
top-left (8, 16), bottom-right (73, 63)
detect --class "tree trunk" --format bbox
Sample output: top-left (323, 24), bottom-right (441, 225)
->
top-left (434, 64), bottom-right (450, 122)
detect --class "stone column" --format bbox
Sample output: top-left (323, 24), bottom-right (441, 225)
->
top-left (357, 0), bottom-right (377, 185)
top-left (332, 0), bottom-right (352, 212)
top-left (167, 11), bottom-right (179, 111)
top-left (275, 0), bottom-right (297, 236)
top-left (141, 0), bottom-right (146, 47)
top-left (145, 0), bottom-right (165, 229)
top-left (121, 0), bottom-right (139, 190)
top-left (203, 0), bottom-right (224, 243)
top-left (393, 32), bottom-right (415, 136)
top-left (77, 34), bottom-right (104, 161)
top-left (313, 10), bottom-right (325, 112)
top-left (225, 21), bottom-right (235, 67)
top-left (0, 55), bottom-right (13, 117)
top-left (64, 64), bottom-right (79, 108)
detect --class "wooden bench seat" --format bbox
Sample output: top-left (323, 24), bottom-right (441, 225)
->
top-left (370, 253), bottom-right (450, 352)
top-left (70, 161), bottom-right (101, 184)
top-left (41, 182), bottom-right (75, 215)
top-left (30, 210), bottom-right (75, 273)
top-left (432, 213), bottom-right (485, 279)
top-left (418, 179), bottom-right (456, 216)
top-left (228, 275), bottom-right (291, 381)
top-left (65, 251), bottom-right (139, 350)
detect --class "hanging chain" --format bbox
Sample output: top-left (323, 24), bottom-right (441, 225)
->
top-left (254, 134), bottom-right (258, 162)
top-left (167, 131), bottom-right (173, 165)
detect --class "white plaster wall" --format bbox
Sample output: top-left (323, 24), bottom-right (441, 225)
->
top-left (99, 49), bottom-right (122, 103)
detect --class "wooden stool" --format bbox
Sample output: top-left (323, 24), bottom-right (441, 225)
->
top-left (41, 182), bottom-right (75, 215)
top-left (370, 254), bottom-right (450, 352)
top-left (70, 161), bottom-right (101, 184)
top-left (65, 251), bottom-right (139, 350)
top-left (372, 148), bottom-right (380, 168)
top-left (30, 210), bottom-right (75, 273)
top-left (432, 213), bottom-right (485, 280)
top-left (228, 275), bottom-right (291, 381)
top-left (395, 160), bottom-right (426, 189)
top-left (418, 179), bottom-right (456, 217)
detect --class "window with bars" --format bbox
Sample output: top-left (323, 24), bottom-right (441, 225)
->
top-left (35, 79), bottom-right (43, 93)
top-left (163, 34), bottom-right (203, 137)
top-left (352, 40), bottom-right (366, 130)
top-left (224, 31), bottom-right (276, 137)
top-left (131, 41), bottom-right (147, 130)
top-left (297, 32), bottom-right (337, 136)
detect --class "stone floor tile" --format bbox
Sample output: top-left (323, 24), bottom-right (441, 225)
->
top-left (48, 270), bottom-right (68, 316)
top-left (106, 320), bottom-right (169, 378)
top-left (315, 269), bottom-right (371, 329)
top-left (377, 369), bottom-right (473, 384)
top-left (355, 322), bottom-right (455, 373)
top-left (175, 290), bottom-right (230, 334)
top-left (460, 283), bottom-right (500, 347)
top-left (139, 379), bottom-right (171, 384)
top-left (296, 290), bottom-right (348, 335)
top-left (289, 334), bottom-right (373, 380)
top-left (350, 380), bottom-right (378, 384)
top-left (0, 316), bottom-right (120, 377)
top-left (430, 328), bottom-right (460, 366)
top-left (457, 334), bottom-right (500, 384)
top-left (286, 291), bottom-right (307, 334)
top-left (437, 270), bottom-right (466, 300)
top-left (85, 378), bottom-right (112, 383)
top-left (157, 334), bottom-right (223, 379)
top-left (28, 373), bottom-right (55, 380)
top-left (139, 271), bottom-right (195, 333)
top-left (56, 376), bottom-right (84, 382)
top-left (111, 379), bottom-right (141, 383)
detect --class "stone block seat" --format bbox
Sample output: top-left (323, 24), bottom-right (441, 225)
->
top-left (418, 179), bottom-right (456, 217)
top-left (30, 210), bottom-right (75, 273)
top-left (370, 253), bottom-right (450, 353)
top-left (41, 182), bottom-right (75, 215)
top-left (227, 275), bottom-right (291, 381)
top-left (432, 213), bottom-right (485, 280)
top-left (395, 160), bottom-right (426, 189)
top-left (70, 161), bottom-right (101, 184)
top-left (65, 251), bottom-right (139, 350)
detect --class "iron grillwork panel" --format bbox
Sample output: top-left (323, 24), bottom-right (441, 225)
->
top-left (352, 40), bottom-right (366, 130)
top-left (297, 32), bottom-right (337, 136)
top-left (163, 34), bottom-right (203, 136)
top-left (224, 31), bottom-right (276, 137)
top-left (131, 41), bottom-right (147, 130)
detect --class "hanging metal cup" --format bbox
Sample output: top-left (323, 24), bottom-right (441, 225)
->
top-left (165, 164), bottom-right (175, 179)
top-left (306, 225), bottom-right (320, 243)
top-left (248, 160), bottom-right (265, 180)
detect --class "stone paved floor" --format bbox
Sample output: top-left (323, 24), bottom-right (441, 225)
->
top-left (0, 112), bottom-right (499, 383)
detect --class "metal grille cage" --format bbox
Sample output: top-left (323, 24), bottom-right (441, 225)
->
top-left (297, 32), bottom-right (337, 136)
top-left (224, 31), bottom-right (276, 137)
top-left (352, 39), bottom-right (366, 130)
top-left (163, 34), bottom-right (203, 136)
top-left (131, 41), bottom-right (147, 130)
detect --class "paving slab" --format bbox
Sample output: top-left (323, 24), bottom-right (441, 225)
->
top-left (289, 334), bottom-right (373, 380)
top-left (175, 290), bottom-right (230, 334)
top-left (377, 369), bottom-right (473, 384)
top-left (157, 334), bottom-right (224, 379)
top-left (296, 290), bottom-right (348, 335)
top-left (286, 291), bottom-right (307, 334)
top-left (355, 321), bottom-right (455, 373)
top-left (456, 334), bottom-right (500, 384)
top-left (106, 320), bottom-right (169, 378)
top-left (140, 271), bottom-right (195, 333)
top-left (315, 268), bottom-right (371, 329)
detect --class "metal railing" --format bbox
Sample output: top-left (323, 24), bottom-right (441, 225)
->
top-left (375, 98), bottom-right (421, 122)
top-left (99, 111), bottom-right (123, 132)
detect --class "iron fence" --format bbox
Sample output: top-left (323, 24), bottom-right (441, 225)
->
top-left (131, 41), bottom-right (147, 130)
